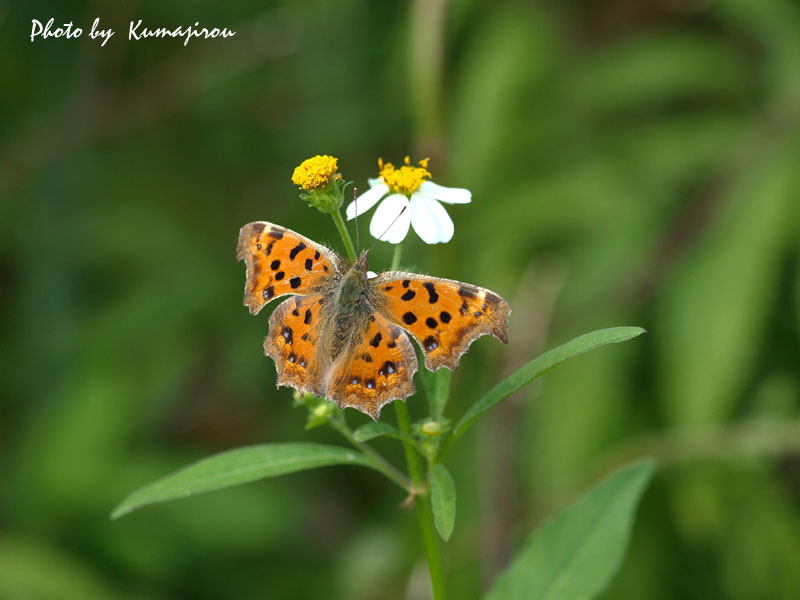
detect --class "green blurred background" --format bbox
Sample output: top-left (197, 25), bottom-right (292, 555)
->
top-left (2, 0), bottom-right (800, 598)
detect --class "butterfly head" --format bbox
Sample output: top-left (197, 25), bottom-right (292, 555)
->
top-left (352, 249), bottom-right (370, 277)
top-left (338, 249), bottom-right (371, 308)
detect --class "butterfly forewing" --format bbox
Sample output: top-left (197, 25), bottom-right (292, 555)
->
top-left (237, 221), bottom-right (340, 315)
top-left (326, 314), bottom-right (419, 419)
top-left (373, 272), bottom-right (511, 371)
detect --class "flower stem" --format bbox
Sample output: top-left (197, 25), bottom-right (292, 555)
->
top-left (330, 208), bottom-right (357, 262)
top-left (390, 243), bottom-right (403, 270)
top-left (328, 415), bottom-right (413, 493)
top-left (395, 399), bottom-right (447, 600)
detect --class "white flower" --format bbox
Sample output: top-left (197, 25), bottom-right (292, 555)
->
top-left (345, 158), bottom-right (471, 244)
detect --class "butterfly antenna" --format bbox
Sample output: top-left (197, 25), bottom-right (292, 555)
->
top-left (368, 205), bottom-right (408, 254)
top-left (353, 187), bottom-right (360, 253)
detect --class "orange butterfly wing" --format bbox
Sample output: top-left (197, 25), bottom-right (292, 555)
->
top-left (373, 273), bottom-right (511, 371)
top-left (326, 314), bottom-right (419, 419)
top-left (237, 221), bottom-right (340, 315)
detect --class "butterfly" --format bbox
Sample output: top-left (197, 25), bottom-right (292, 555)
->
top-left (237, 221), bottom-right (511, 419)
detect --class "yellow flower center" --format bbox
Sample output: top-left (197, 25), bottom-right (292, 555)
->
top-left (379, 156), bottom-right (430, 196)
top-left (292, 155), bottom-right (341, 191)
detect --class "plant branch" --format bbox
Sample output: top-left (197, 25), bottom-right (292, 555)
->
top-left (330, 208), bottom-right (357, 262)
top-left (328, 415), bottom-right (412, 493)
top-left (395, 400), bottom-right (447, 600)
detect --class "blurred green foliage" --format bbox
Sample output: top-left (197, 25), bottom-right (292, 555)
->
top-left (2, 0), bottom-right (800, 598)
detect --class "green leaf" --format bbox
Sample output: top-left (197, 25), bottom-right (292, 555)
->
top-left (353, 422), bottom-right (408, 443)
top-left (485, 460), bottom-right (655, 600)
top-left (111, 443), bottom-right (375, 519)
top-left (443, 327), bottom-right (646, 455)
top-left (430, 464), bottom-right (456, 541)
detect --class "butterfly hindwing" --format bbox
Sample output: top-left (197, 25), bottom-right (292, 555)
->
top-left (237, 221), bottom-right (340, 315)
top-left (373, 272), bottom-right (511, 371)
top-left (326, 313), bottom-right (419, 419)
top-left (264, 294), bottom-right (326, 396)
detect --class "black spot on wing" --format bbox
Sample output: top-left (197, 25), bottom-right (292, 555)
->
top-left (365, 378), bottom-right (376, 389)
top-left (402, 312), bottom-right (417, 325)
top-left (423, 282), bottom-right (439, 304)
top-left (360, 352), bottom-right (373, 363)
top-left (379, 361), bottom-right (397, 376)
top-left (423, 336), bottom-right (439, 352)
top-left (305, 258), bottom-right (313, 270)
top-left (314, 250), bottom-right (321, 260)
top-left (282, 326), bottom-right (293, 345)
top-left (440, 311), bottom-right (451, 323)
top-left (290, 277), bottom-right (302, 289)
top-left (304, 309), bottom-right (312, 324)
top-left (401, 289), bottom-right (416, 301)
top-left (370, 332), bottom-right (382, 347)
top-left (289, 242), bottom-right (306, 260)
top-left (402, 279), bottom-right (410, 288)
top-left (263, 286), bottom-right (274, 300)
top-left (275, 271), bottom-right (285, 281)
top-left (270, 259), bottom-right (280, 270)
top-left (268, 229), bottom-right (284, 239)
top-left (426, 317), bottom-right (438, 329)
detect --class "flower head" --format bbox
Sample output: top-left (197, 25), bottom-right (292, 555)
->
top-left (292, 154), bottom-right (341, 191)
top-left (346, 157), bottom-right (471, 244)
top-left (379, 156), bottom-right (430, 195)
top-left (292, 155), bottom-right (349, 214)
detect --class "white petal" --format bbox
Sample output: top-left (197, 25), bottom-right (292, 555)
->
top-left (346, 183), bottom-right (389, 220)
top-left (419, 180), bottom-right (471, 204)
top-left (368, 177), bottom-right (383, 188)
top-left (369, 194), bottom-right (411, 244)
top-left (366, 270), bottom-right (378, 279)
top-left (410, 193), bottom-right (454, 244)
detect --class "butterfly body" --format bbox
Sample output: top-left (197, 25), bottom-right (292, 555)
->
top-left (238, 221), bottom-right (510, 419)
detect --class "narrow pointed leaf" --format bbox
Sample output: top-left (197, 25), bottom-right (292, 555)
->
top-left (485, 459), bottom-right (654, 600)
top-left (111, 443), bottom-right (375, 519)
top-left (430, 463), bottom-right (456, 541)
top-left (353, 422), bottom-right (408, 442)
top-left (444, 327), bottom-right (645, 455)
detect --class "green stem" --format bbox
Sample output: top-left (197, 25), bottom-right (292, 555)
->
top-left (395, 400), bottom-right (447, 600)
top-left (330, 208), bottom-right (357, 262)
top-left (390, 243), bottom-right (403, 270)
top-left (329, 416), bottom-right (412, 493)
